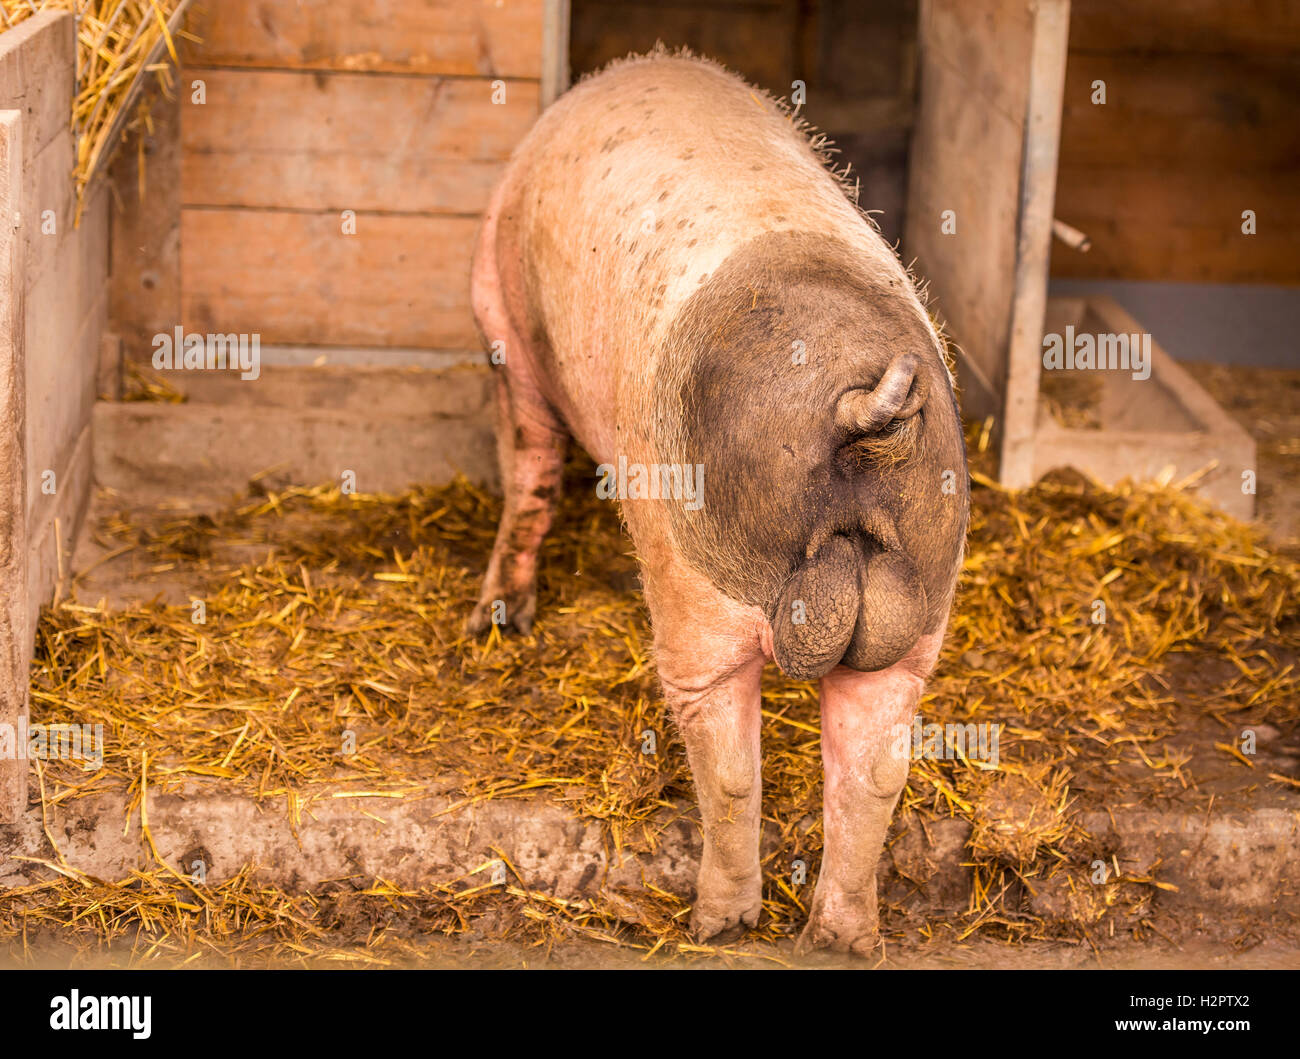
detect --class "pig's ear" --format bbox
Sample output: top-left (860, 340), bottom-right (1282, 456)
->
top-left (835, 351), bottom-right (928, 435)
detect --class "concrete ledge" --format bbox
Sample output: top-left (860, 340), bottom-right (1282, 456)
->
top-left (1, 783), bottom-right (1294, 916)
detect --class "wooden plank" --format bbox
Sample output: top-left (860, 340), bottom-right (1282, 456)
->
top-left (184, 0), bottom-right (546, 78)
top-left (1053, 164), bottom-right (1299, 283)
top-left (24, 187), bottom-right (109, 523)
top-left (1050, 215), bottom-right (1300, 285)
top-left (1068, 0), bottom-right (1300, 54)
top-left (1054, 166), bottom-right (1296, 227)
top-left (0, 11), bottom-right (75, 168)
top-left (904, 0), bottom-right (1035, 419)
top-left (917, 0), bottom-right (1036, 123)
top-left (1059, 55), bottom-right (1300, 172)
top-left (542, 0), bottom-right (571, 107)
top-left (93, 395), bottom-right (498, 501)
top-left (109, 78), bottom-right (182, 365)
top-left (1053, 50), bottom-right (1299, 283)
top-left (25, 420), bottom-right (93, 641)
top-left (180, 208), bottom-right (480, 349)
top-left (21, 123), bottom-right (75, 290)
top-left (0, 109), bottom-right (26, 822)
top-left (181, 69), bottom-right (538, 213)
top-left (1000, 0), bottom-right (1070, 489)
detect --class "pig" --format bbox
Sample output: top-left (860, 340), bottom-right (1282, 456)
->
top-left (467, 50), bottom-right (969, 955)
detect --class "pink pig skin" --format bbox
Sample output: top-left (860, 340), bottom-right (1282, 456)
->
top-left (468, 52), bottom-right (969, 955)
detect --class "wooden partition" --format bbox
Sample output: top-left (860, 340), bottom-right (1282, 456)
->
top-left (0, 12), bottom-right (111, 820)
top-left (176, 0), bottom-right (563, 352)
top-left (904, 0), bottom-right (1070, 486)
top-left (0, 108), bottom-right (25, 821)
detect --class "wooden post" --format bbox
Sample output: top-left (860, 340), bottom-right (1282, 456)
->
top-left (905, 0), bottom-right (1071, 485)
top-left (0, 108), bottom-right (28, 823)
top-left (541, 0), bottom-right (571, 108)
top-left (999, 0), bottom-right (1071, 488)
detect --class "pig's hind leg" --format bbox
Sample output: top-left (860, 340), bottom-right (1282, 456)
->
top-left (639, 549), bottom-right (767, 941)
top-left (467, 370), bottom-right (567, 636)
top-left (798, 634), bottom-right (941, 956)
top-left (467, 202), bottom-right (568, 636)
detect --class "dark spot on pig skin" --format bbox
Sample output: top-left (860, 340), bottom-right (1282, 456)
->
top-left (653, 230), bottom-right (968, 667)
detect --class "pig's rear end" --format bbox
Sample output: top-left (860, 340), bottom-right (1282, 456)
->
top-left (469, 51), bottom-right (969, 954)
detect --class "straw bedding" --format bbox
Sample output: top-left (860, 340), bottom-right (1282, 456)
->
top-left (2, 418), bottom-right (1296, 966)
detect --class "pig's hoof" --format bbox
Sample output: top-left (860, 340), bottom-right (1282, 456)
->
top-left (794, 910), bottom-right (881, 958)
top-left (466, 590), bottom-right (536, 636)
top-left (690, 890), bottom-right (763, 944)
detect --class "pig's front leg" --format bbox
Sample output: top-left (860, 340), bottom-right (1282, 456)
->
top-left (641, 555), bottom-right (767, 941)
top-left (799, 635), bottom-right (941, 955)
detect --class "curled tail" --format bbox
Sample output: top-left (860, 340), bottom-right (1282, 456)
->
top-left (835, 352), bottom-right (928, 435)
top-left (769, 351), bottom-right (933, 680)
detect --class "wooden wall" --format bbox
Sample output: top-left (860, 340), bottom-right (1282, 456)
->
top-left (174, 0), bottom-right (548, 351)
top-left (0, 14), bottom-right (106, 642)
top-left (1, 13), bottom-right (111, 818)
top-left (1053, 0), bottom-right (1300, 285)
top-left (570, 0), bottom-right (918, 243)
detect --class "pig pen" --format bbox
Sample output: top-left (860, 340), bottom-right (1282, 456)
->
top-left (1, 415), bottom-right (1298, 967)
top-left (0, 0), bottom-right (1297, 968)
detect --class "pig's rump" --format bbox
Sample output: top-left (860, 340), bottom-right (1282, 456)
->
top-left (474, 51), bottom-right (968, 680)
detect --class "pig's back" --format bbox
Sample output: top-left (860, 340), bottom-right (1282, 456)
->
top-left (490, 52), bottom-right (909, 462)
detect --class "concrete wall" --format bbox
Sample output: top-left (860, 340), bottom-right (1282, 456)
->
top-left (0, 12), bottom-right (109, 820)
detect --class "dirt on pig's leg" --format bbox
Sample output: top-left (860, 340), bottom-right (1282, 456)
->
top-left (798, 634), bottom-right (942, 956)
top-left (467, 373), bottom-right (567, 635)
top-left (641, 552), bottom-right (768, 941)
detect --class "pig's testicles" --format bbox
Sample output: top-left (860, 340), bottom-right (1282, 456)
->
top-left (770, 537), bottom-right (927, 680)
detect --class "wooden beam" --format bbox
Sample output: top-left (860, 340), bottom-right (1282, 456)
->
top-left (0, 108), bottom-right (28, 822)
top-left (184, 0), bottom-right (547, 79)
top-left (181, 70), bottom-right (538, 214)
top-left (1000, 0), bottom-right (1071, 489)
top-left (542, 0), bottom-right (572, 107)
